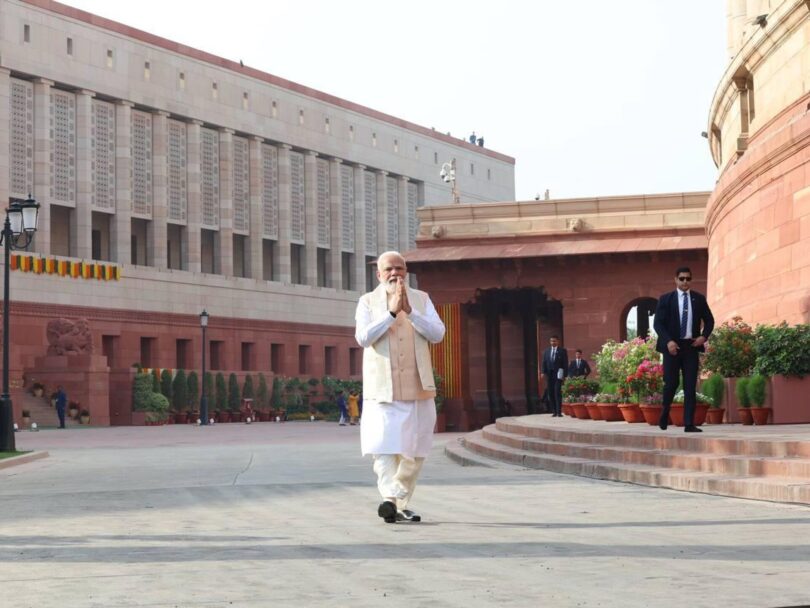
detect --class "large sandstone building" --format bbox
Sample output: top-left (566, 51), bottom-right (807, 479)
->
top-left (0, 0), bottom-right (514, 424)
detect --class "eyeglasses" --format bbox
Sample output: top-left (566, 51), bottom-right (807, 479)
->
top-left (677, 276), bottom-right (692, 282)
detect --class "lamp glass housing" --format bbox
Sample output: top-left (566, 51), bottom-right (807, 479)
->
top-left (200, 310), bottom-right (209, 328)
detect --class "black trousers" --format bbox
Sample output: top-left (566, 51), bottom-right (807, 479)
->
top-left (547, 377), bottom-right (562, 415)
top-left (56, 405), bottom-right (66, 428)
top-left (661, 339), bottom-right (700, 426)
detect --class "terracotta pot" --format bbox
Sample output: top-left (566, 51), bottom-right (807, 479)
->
top-left (562, 403), bottom-right (574, 417)
top-left (217, 411), bottom-right (231, 423)
top-left (174, 412), bottom-right (188, 424)
top-left (597, 403), bottom-right (624, 422)
top-left (640, 404), bottom-right (663, 426)
top-left (693, 404), bottom-right (710, 426)
top-left (231, 411), bottom-right (242, 423)
top-left (738, 407), bottom-right (754, 425)
top-left (705, 408), bottom-right (725, 424)
top-left (585, 403), bottom-right (603, 420)
top-left (618, 403), bottom-right (644, 423)
top-left (571, 403), bottom-right (591, 419)
top-left (750, 407), bottom-right (771, 425)
top-left (80, 415), bottom-right (90, 425)
top-left (669, 404), bottom-right (685, 426)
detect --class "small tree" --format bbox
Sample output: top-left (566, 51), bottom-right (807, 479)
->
top-left (160, 369), bottom-right (173, 402)
top-left (701, 374), bottom-right (725, 409)
top-left (735, 377), bottom-right (751, 407)
top-left (172, 370), bottom-right (188, 412)
top-left (215, 372), bottom-right (227, 411)
top-left (242, 374), bottom-right (255, 400)
top-left (747, 374), bottom-right (768, 407)
top-left (228, 373), bottom-right (241, 412)
top-left (271, 376), bottom-right (284, 409)
top-left (151, 368), bottom-right (161, 393)
top-left (186, 371), bottom-right (200, 410)
top-left (256, 373), bottom-right (269, 409)
top-left (133, 372), bottom-right (154, 411)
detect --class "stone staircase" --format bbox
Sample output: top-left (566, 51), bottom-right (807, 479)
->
top-left (16, 391), bottom-right (71, 429)
top-left (446, 415), bottom-right (810, 506)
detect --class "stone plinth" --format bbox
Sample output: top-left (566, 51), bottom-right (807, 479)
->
top-left (27, 355), bottom-right (110, 426)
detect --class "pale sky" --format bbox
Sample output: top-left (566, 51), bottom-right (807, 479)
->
top-left (62, 0), bottom-right (728, 201)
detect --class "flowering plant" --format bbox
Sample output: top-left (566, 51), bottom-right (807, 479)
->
top-left (625, 359), bottom-right (664, 403)
top-left (643, 392), bottom-right (663, 405)
top-left (594, 337), bottom-right (660, 385)
top-left (703, 316), bottom-right (756, 378)
top-left (673, 390), bottom-right (712, 405)
top-left (561, 376), bottom-right (600, 401)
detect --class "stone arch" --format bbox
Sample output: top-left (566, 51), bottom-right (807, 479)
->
top-left (619, 297), bottom-right (657, 342)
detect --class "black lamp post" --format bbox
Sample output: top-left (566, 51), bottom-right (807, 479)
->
top-left (199, 309), bottom-right (209, 425)
top-left (1, 195), bottom-right (40, 451)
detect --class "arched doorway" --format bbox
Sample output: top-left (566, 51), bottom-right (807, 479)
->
top-left (620, 298), bottom-right (657, 341)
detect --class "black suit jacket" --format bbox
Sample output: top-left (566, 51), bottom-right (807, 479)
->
top-left (542, 347), bottom-right (569, 380)
top-left (568, 359), bottom-right (591, 378)
top-left (653, 289), bottom-right (714, 354)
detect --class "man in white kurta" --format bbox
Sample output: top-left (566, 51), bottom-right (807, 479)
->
top-left (355, 251), bottom-right (445, 523)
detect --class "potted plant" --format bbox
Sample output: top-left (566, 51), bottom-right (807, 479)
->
top-left (228, 373), bottom-right (242, 422)
top-left (701, 374), bottom-right (726, 424)
top-left (215, 373), bottom-right (229, 422)
top-left (595, 392), bottom-right (623, 421)
top-left (669, 390), bottom-right (712, 426)
top-left (172, 369), bottom-right (188, 423)
top-left (562, 376), bottom-right (598, 419)
top-left (754, 322), bottom-right (810, 423)
top-left (21, 409), bottom-right (31, 427)
top-left (702, 316), bottom-right (756, 422)
top-left (640, 393), bottom-right (664, 425)
top-left (433, 369), bottom-right (446, 432)
top-left (31, 382), bottom-right (45, 398)
top-left (68, 400), bottom-right (80, 419)
top-left (79, 408), bottom-right (90, 425)
top-left (747, 373), bottom-right (770, 425)
top-left (735, 377), bottom-right (753, 425)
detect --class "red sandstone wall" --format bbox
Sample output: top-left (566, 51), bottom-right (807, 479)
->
top-left (706, 93), bottom-right (810, 326)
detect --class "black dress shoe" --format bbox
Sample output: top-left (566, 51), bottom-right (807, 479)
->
top-left (658, 413), bottom-right (668, 430)
top-left (684, 425), bottom-right (703, 433)
top-left (378, 500), bottom-right (397, 523)
top-left (396, 509), bottom-right (421, 522)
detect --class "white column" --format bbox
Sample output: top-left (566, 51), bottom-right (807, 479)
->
top-left (304, 150), bottom-right (319, 286)
top-left (376, 170), bottom-right (388, 254)
top-left (32, 78), bottom-right (53, 255)
top-left (150, 110), bottom-right (169, 269)
top-left (73, 90), bottom-right (94, 260)
top-left (113, 100), bottom-right (133, 264)
top-left (398, 175), bottom-right (410, 253)
top-left (276, 144), bottom-right (292, 283)
top-left (353, 164), bottom-right (367, 292)
top-left (248, 136), bottom-right (264, 280)
top-left (186, 120), bottom-right (202, 273)
top-left (329, 157), bottom-right (343, 289)
top-left (218, 127), bottom-right (234, 277)
top-left (0, 69), bottom-right (11, 215)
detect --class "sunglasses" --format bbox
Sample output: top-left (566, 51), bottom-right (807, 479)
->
top-left (677, 276), bottom-right (692, 282)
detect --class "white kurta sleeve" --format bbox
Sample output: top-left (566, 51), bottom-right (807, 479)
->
top-left (355, 297), bottom-right (395, 348)
top-left (407, 296), bottom-right (445, 344)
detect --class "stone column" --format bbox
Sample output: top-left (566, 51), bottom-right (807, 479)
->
top-left (186, 120), bottom-right (202, 273)
top-left (73, 90), bottom-right (94, 260)
top-left (218, 128), bottom-right (234, 277)
top-left (304, 150), bottom-right (319, 286)
top-left (0, 69), bottom-right (11, 217)
top-left (248, 136), bottom-right (264, 280)
top-left (353, 164), bottom-right (367, 292)
top-left (150, 111), bottom-right (169, 269)
top-left (113, 100), bottom-right (133, 265)
top-left (276, 144), bottom-right (292, 283)
top-left (32, 78), bottom-right (53, 255)
top-left (398, 175), bottom-right (410, 253)
top-left (329, 157), bottom-right (343, 289)
top-left (376, 170), bottom-right (388, 254)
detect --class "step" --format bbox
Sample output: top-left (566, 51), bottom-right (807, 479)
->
top-left (481, 426), bottom-right (810, 479)
top-left (459, 431), bottom-right (810, 505)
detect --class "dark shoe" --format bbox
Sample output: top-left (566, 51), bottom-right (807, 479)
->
top-left (396, 509), bottom-right (421, 522)
top-left (377, 500), bottom-right (397, 524)
top-left (684, 425), bottom-right (703, 433)
top-left (658, 413), bottom-right (668, 430)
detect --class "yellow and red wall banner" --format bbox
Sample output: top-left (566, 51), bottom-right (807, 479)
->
top-left (10, 254), bottom-right (121, 281)
top-left (430, 303), bottom-right (462, 399)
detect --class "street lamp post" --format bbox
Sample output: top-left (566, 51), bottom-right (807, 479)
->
top-left (439, 158), bottom-right (460, 204)
top-left (199, 309), bottom-right (209, 425)
top-left (0, 195), bottom-right (40, 451)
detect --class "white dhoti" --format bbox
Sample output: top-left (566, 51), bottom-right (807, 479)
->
top-left (361, 399), bottom-right (436, 507)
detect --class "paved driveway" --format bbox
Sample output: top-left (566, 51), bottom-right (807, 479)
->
top-left (2, 422), bottom-right (810, 608)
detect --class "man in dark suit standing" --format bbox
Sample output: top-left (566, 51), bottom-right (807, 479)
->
top-left (653, 266), bottom-right (715, 432)
top-left (568, 349), bottom-right (591, 378)
top-left (541, 335), bottom-right (569, 417)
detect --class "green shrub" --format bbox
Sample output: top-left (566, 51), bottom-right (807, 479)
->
top-left (242, 374), bottom-right (254, 399)
top-left (703, 316), bottom-right (756, 377)
top-left (151, 368), bottom-right (161, 393)
top-left (132, 373), bottom-right (154, 411)
top-left (228, 373), bottom-right (241, 412)
top-left (186, 371), bottom-right (199, 409)
top-left (172, 370), bottom-right (187, 412)
top-left (256, 373), bottom-right (268, 409)
top-left (735, 377), bottom-right (751, 408)
top-left (215, 373), bottom-right (227, 411)
top-left (747, 374), bottom-right (768, 407)
top-left (160, 369), bottom-right (173, 401)
top-left (271, 376), bottom-right (284, 408)
top-left (700, 374), bottom-right (725, 409)
top-left (754, 323), bottom-right (810, 378)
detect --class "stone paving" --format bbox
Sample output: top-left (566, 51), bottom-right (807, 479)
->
top-left (2, 422), bottom-right (810, 608)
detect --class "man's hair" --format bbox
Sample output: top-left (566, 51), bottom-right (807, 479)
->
top-left (575, 349), bottom-right (582, 354)
top-left (675, 266), bottom-right (692, 276)
top-left (376, 251), bottom-right (406, 272)
top-left (550, 334), bottom-right (560, 340)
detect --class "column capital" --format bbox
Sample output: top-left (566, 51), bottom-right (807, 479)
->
top-left (377, 169), bottom-right (389, 176)
top-left (0, 67), bottom-right (10, 76)
top-left (306, 150), bottom-right (319, 158)
top-left (330, 157), bottom-right (343, 165)
top-left (280, 143), bottom-right (293, 150)
top-left (116, 99), bottom-right (135, 107)
top-left (355, 163), bottom-right (367, 171)
top-left (33, 77), bottom-right (54, 86)
top-left (189, 119), bottom-right (204, 126)
top-left (399, 175), bottom-right (410, 183)
top-left (74, 89), bottom-right (95, 98)
top-left (219, 127), bottom-right (235, 135)
top-left (251, 135), bottom-right (264, 143)
top-left (152, 110), bottom-right (171, 118)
